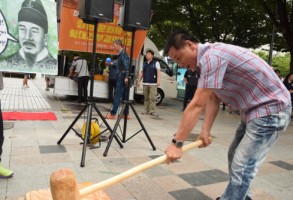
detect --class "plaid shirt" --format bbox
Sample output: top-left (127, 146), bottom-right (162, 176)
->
top-left (197, 43), bottom-right (291, 122)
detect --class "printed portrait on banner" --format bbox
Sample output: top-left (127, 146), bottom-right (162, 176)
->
top-left (0, 0), bottom-right (58, 75)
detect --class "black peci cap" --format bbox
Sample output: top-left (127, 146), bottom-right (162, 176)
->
top-left (18, 0), bottom-right (48, 33)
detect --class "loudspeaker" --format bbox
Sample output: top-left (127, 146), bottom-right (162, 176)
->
top-left (123, 0), bottom-right (152, 30)
top-left (57, 55), bottom-right (66, 76)
top-left (79, 0), bottom-right (114, 24)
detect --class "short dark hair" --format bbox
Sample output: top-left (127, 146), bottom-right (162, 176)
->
top-left (284, 72), bottom-right (293, 82)
top-left (113, 39), bottom-right (123, 47)
top-left (274, 69), bottom-right (280, 73)
top-left (163, 30), bottom-right (199, 56)
top-left (146, 49), bottom-right (154, 55)
top-left (73, 53), bottom-right (80, 57)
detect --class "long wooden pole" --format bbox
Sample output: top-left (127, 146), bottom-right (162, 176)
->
top-left (79, 139), bottom-right (205, 198)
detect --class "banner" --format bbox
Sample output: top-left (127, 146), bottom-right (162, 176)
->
top-left (59, 2), bottom-right (147, 59)
top-left (0, 0), bottom-right (58, 75)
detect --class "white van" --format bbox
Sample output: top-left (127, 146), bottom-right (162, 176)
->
top-left (133, 38), bottom-right (177, 105)
top-left (53, 38), bottom-right (177, 104)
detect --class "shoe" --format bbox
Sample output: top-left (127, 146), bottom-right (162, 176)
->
top-left (105, 113), bottom-right (116, 119)
top-left (121, 115), bottom-right (131, 119)
top-left (141, 112), bottom-right (149, 115)
top-left (45, 88), bottom-right (49, 91)
top-left (0, 164), bottom-right (13, 179)
top-left (150, 112), bottom-right (159, 117)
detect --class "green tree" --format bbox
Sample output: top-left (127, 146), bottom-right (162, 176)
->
top-left (261, 0), bottom-right (293, 72)
top-left (254, 51), bottom-right (291, 76)
top-left (151, 0), bottom-right (271, 48)
top-left (150, 0), bottom-right (293, 71)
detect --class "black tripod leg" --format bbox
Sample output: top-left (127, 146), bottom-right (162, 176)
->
top-left (129, 103), bottom-right (156, 150)
top-left (122, 104), bottom-right (128, 142)
top-left (80, 103), bottom-right (93, 167)
top-left (103, 104), bottom-right (126, 157)
top-left (92, 104), bottom-right (123, 148)
top-left (57, 104), bottom-right (88, 145)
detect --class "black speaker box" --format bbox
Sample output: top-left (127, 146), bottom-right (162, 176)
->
top-left (79, 0), bottom-right (114, 24)
top-left (123, 0), bottom-right (152, 30)
top-left (57, 55), bottom-right (66, 76)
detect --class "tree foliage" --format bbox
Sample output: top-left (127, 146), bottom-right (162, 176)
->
top-left (254, 51), bottom-right (291, 76)
top-left (151, 0), bottom-right (271, 48)
top-left (261, 0), bottom-right (293, 71)
top-left (150, 0), bottom-right (293, 71)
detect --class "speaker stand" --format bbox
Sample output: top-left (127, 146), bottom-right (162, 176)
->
top-left (57, 19), bottom-right (123, 167)
top-left (103, 28), bottom-right (156, 157)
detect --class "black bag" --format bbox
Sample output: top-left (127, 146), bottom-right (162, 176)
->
top-left (73, 74), bottom-right (79, 82)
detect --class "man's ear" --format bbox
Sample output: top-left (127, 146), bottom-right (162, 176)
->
top-left (186, 40), bottom-right (196, 52)
top-left (186, 40), bottom-right (193, 47)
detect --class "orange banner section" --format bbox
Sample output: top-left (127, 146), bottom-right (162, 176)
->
top-left (63, 0), bottom-right (78, 9)
top-left (59, 3), bottom-right (147, 59)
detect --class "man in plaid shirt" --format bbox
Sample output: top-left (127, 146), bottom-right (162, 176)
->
top-left (164, 30), bottom-right (291, 200)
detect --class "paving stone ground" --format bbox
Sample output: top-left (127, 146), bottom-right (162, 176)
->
top-left (0, 76), bottom-right (292, 200)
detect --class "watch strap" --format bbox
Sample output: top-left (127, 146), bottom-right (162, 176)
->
top-left (172, 138), bottom-right (184, 147)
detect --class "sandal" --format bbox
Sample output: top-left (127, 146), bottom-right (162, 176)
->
top-left (105, 113), bottom-right (116, 119)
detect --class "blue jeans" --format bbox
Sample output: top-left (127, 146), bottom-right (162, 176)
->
top-left (110, 75), bottom-right (128, 115)
top-left (220, 106), bottom-right (291, 200)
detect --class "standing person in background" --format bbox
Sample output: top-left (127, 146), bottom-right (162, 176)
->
top-left (45, 75), bottom-right (50, 91)
top-left (105, 39), bottom-right (129, 119)
top-left (163, 30), bottom-right (291, 200)
top-left (182, 67), bottom-right (199, 111)
top-left (283, 72), bottom-right (293, 115)
top-left (105, 56), bottom-right (118, 103)
top-left (0, 72), bottom-right (14, 179)
top-left (137, 49), bottom-right (161, 117)
top-left (22, 73), bottom-right (29, 88)
top-left (71, 54), bottom-right (89, 103)
top-left (274, 69), bottom-right (284, 81)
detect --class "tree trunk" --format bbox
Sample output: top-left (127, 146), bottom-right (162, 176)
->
top-left (290, 51), bottom-right (293, 73)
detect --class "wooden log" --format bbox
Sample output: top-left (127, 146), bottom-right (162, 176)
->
top-left (50, 168), bottom-right (81, 200)
top-left (25, 182), bottom-right (111, 200)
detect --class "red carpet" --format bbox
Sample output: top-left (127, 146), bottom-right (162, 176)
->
top-left (3, 112), bottom-right (57, 121)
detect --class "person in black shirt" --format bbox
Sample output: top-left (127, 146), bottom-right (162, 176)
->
top-left (182, 67), bottom-right (199, 111)
top-left (105, 55), bottom-right (118, 102)
top-left (137, 50), bottom-right (161, 117)
top-left (283, 72), bottom-right (293, 111)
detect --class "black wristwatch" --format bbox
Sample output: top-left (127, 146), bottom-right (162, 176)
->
top-left (172, 138), bottom-right (184, 148)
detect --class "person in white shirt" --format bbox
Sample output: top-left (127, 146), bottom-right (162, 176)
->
top-left (71, 54), bottom-right (89, 102)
